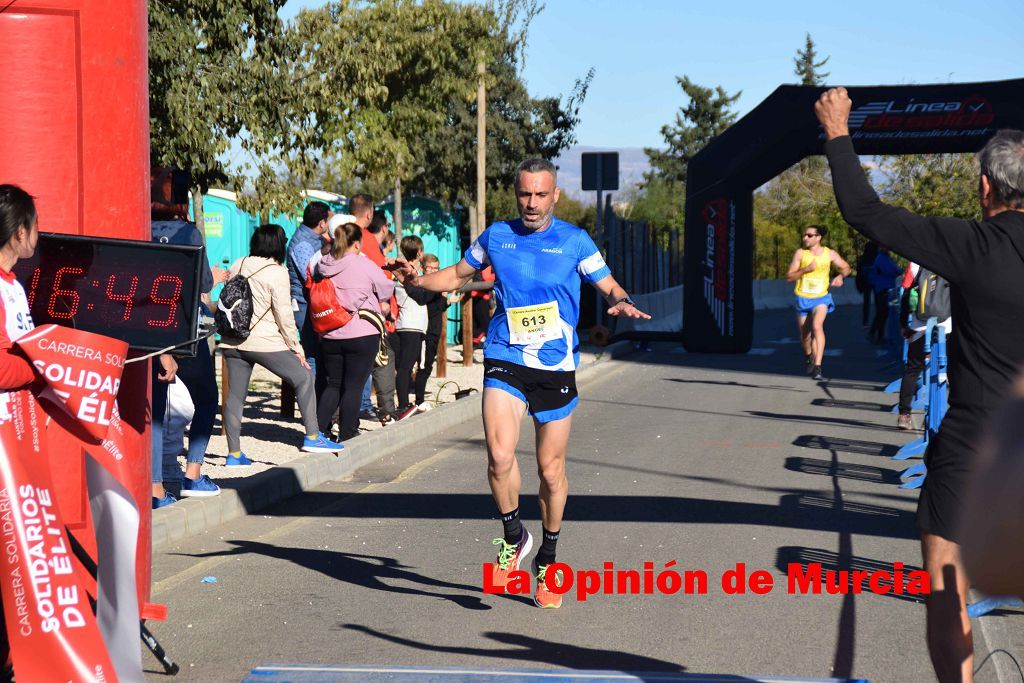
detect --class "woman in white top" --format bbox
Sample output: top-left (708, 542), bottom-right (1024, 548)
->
top-left (0, 185), bottom-right (39, 391)
top-left (220, 225), bottom-right (343, 462)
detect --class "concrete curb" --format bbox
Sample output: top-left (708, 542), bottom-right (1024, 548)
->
top-left (152, 340), bottom-right (636, 551)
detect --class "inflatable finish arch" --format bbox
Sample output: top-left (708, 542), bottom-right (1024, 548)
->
top-left (682, 78), bottom-right (1024, 353)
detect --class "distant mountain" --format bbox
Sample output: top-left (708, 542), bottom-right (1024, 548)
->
top-left (553, 146), bottom-right (651, 204)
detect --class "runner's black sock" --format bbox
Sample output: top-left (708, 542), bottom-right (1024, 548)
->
top-left (501, 507), bottom-right (523, 544)
top-left (536, 527), bottom-right (559, 567)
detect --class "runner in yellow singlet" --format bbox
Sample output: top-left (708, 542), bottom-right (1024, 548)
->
top-left (785, 225), bottom-right (851, 380)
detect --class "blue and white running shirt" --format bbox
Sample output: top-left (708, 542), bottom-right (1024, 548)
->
top-left (464, 217), bottom-right (611, 371)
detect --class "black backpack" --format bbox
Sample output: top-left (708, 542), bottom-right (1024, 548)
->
top-left (915, 267), bottom-right (951, 321)
top-left (215, 258), bottom-right (273, 339)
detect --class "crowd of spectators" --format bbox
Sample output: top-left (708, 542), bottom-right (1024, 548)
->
top-left (150, 194), bottom-right (483, 510)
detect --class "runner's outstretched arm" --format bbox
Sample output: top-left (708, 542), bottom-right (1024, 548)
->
top-left (591, 275), bottom-right (652, 319)
top-left (390, 257), bottom-right (475, 293)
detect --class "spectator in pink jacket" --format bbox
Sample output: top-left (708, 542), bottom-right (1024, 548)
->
top-left (315, 222), bottom-right (395, 440)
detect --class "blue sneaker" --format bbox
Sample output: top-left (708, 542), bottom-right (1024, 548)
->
top-left (225, 452), bottom-right (253, 467)
top-left (180, 475), bottom-right (221, 498)
top-left (152, 493), bottom-right (177, 509)
top-left (301, 432), bottom-right (345, 454)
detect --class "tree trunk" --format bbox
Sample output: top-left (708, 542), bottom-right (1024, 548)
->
top-left (193, 186), bottom-right (206, 243)
top-left (393, 177), bottom-right (403, 245)
top-left (475, 62), bottom-right (486, 242)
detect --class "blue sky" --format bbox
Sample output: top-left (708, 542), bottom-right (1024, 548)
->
top-left (282, 0), bottom-right (1022, 149)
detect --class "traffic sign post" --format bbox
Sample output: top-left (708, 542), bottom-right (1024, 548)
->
top-left (581, 152), bottom-right (619, 327)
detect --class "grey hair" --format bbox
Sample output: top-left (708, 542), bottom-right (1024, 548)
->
top-left (978, 130), bottom-right (1024, 209)
top-left (515, 158), bottom-right (557, 185)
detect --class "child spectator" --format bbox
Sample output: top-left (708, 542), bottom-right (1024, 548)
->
top-left (413, 253), bottom-right (452, 411)
top-left (393, 235), bottom-right (431, 417)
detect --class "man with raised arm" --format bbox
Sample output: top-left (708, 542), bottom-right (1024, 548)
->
top-left (816, 87), bottom-right (1024, 683)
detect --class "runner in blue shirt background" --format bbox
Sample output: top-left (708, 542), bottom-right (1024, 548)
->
top-left (391, 158), bottom-right (649, 608)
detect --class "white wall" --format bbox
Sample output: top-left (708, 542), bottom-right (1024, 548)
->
top-left (612, 280), bottom-right (861, 334)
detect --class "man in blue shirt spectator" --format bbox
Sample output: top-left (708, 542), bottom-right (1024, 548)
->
top-left (867, 247), bottom-right (903, 344)
top-left (287, 201), bottom-right (332, 377)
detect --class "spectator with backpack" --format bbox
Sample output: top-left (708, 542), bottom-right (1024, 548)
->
top-left (219, 225), bottom-right (344, 460)
top-left (314, 221), bottom-right (395, 441)
top-left (897, 262), bottom-right (952, 430)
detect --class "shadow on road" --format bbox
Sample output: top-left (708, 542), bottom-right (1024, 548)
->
top-left (264, 491), bottom-right (917, 540)
top-left (175, 540), bottom-right (491, 611)
top-left (809, 398), bottom-right (893, 413)
top-left (775, 546), bottom-right (925, 604)
top-left (662, 377), bottom-right (808, 393)
top-left (746, 410), bottom-right (901, 433)
top-left (784, 456), bottom-right (903, 485)
top-left (792, 434), bottom-right (901, 458)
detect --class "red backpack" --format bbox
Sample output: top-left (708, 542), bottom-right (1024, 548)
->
top-left (306, 261), bottom-right (352, 334)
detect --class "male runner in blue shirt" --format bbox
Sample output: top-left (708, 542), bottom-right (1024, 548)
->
top-left (391, 158), bottom-right (649, 607)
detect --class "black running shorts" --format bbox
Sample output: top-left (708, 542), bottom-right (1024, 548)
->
top-left (916, 406), bottom-right (984, 543)
top-left (483, 358), bottom-right (578, 423)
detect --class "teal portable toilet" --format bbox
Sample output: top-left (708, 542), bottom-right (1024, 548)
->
top-left (270, 190), bottom-right (350, 240)
top-left (304, 189), bottom-right (348, 215)
top-left (268, 207), bottom-right (298, 240)
top-left (379, 196), bottom-right (464, 344)
top-left (190, 188), bottom-right (257, 299)
top-left (193, 188), bottom-right (352, 299)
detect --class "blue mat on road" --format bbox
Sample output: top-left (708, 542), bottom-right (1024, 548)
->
top-left (243, 664), bottom-right (869, 682)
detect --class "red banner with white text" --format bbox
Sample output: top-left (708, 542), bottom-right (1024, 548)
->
top-left (0, 324), bottom-right (136, 681)
top-left (0, 390), bottom-right (115, 681)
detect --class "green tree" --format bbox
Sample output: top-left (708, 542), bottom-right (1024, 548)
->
top-left (794, 33), bottom-right (829, 86)
top-left (618, 178), bottom-right (685, 233)
top-left (877, 153), bottom-right (978, 219)
top-left (643, 76), bottom-right (741, 187)
top-left (752, 34), bottom-right (837, 278)
top-left (409, 3), bottom-right (592, 215)
top-left (148, 0), bottom-right (287, 228)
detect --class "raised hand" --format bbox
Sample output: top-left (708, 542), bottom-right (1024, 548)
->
top-left (815, 87), bottom-right (852, 140)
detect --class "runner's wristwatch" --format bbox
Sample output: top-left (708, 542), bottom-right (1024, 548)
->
top-left (615, 297), bottom-right (636, 308)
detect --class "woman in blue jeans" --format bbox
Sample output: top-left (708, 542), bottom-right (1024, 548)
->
top-left (150, 325), bottom-right (221, 508)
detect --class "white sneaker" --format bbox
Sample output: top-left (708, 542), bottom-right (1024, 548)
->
top-left (416, 402), bottom-right (432, 413)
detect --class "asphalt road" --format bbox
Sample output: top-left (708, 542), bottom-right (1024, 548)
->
top-left (144, 306), bottom-right (1020, 683)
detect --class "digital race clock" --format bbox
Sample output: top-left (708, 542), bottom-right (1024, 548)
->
top-left (13, 233), bottom-right (204, 355)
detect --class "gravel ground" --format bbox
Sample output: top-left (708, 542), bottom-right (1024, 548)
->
top-left (164, 344), bottom-right (485, 483)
